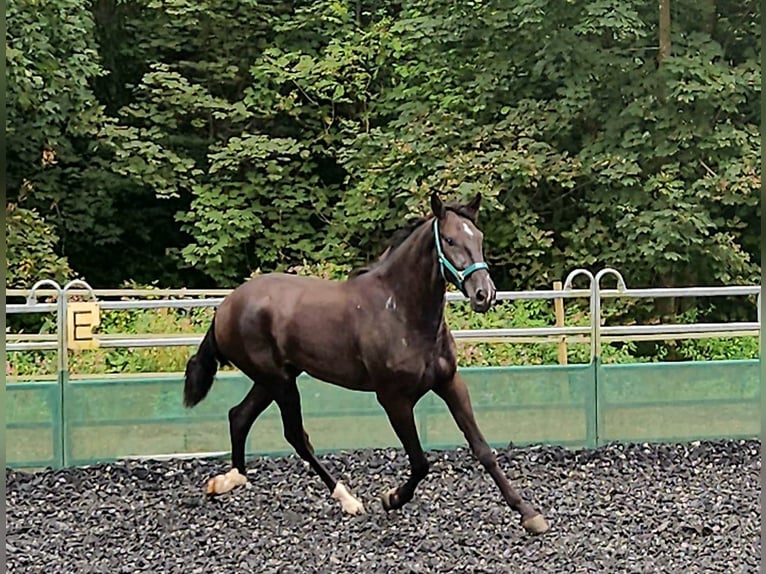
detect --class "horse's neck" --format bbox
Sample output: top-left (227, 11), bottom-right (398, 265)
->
top-left (378, 221), bottom-right (446, 332)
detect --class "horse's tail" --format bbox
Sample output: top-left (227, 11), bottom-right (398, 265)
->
top-left (183, 317), bottom-right (224, 408)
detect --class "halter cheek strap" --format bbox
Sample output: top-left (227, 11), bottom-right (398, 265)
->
top-left (432, 218), bottom-right (489, 295)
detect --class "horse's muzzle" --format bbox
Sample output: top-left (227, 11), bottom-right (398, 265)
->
top-left (469, 276), bottom-right (495, 313)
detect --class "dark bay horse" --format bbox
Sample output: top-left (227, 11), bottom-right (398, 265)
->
top-left (183, 193), bottom-right (549, 534)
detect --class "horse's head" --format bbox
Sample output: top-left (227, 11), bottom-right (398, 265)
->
top-left (430, 192), bottom-right (496, 313)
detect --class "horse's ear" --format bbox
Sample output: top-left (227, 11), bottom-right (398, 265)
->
top-left (430, 192), bottom-right (446, 219)
top-left (464, 193), bottom-right (482, 219)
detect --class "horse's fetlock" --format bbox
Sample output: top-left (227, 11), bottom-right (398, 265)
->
top-left (413, 458), bottom-right (430, 479)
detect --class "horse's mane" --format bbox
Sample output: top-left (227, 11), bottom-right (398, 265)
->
top-left (347, 202), bottom-right (476, 279)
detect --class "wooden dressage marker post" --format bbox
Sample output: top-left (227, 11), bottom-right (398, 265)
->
top-left (66, 301), bottom-right (101, 351)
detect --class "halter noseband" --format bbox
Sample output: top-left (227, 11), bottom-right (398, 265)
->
top-left (432, 218), bottom-right (489, 295)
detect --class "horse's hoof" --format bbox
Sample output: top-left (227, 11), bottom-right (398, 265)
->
top-left (521, 514), bottom-right (550, 535)
top-left (205, 468), bottom-right (247, 495)
top-left (380, 487), bottom-right (398, 511)
top-left (332, 481), bottom-right (366, 515)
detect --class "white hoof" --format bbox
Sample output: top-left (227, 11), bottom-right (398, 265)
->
top-left (522, 514), bottom-right (551, 535)
top-left (332, 481), bottom-right (366, 515)
top-left (205, 468), bottom-right (247, 495)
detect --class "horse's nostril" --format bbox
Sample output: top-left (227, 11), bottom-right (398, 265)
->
top-left (476, 289), bottom-right (486, 302)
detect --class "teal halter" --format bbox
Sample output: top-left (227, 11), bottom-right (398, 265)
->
top-left (432, 218), bottom-right (489, 295)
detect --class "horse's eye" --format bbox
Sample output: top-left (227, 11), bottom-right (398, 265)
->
top-left (445, 237), bottom-right (455, 246)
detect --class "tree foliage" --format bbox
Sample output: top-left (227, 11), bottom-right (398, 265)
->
top-left (6, 0), bottom-right (107, 280)
top-left (6, 0), bottom-right (761, 310)
top-left (6, 204), bottom-right (73, 289)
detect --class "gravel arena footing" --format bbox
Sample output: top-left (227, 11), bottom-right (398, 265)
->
top-left (6, 440), bottom-right (761, 573)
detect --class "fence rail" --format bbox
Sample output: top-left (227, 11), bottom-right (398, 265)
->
top-left (5, 270), bottom-right (762, 358)
top-left (5, 270), bottom-right (762, 469)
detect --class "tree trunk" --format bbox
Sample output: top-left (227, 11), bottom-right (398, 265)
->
top-left (658, 0), bottom-right (671, 65)
top-left (701, 0), bottom-right (716, 35)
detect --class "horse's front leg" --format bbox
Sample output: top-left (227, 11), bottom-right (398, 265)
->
top-left (376, 392), bottom-right (429, 510)
top-left (434, 374), bottom-right (550, 535)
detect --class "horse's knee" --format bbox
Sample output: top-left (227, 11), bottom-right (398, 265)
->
top-left (283, 427), bottom-right (314, 457)
top-left (283, 427), bottom-right (302, 448)
top-left (476, 445), bottom-right (497, 470)
top-left (303, 430), bottom-right (316, 455)
top-left (228, 405), bottom-right (246, 433)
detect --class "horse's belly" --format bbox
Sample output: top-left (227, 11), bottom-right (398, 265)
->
top-left (281, 318), bottom-right (372, 390)
top-left (301, 365), bottom-right (377, 392)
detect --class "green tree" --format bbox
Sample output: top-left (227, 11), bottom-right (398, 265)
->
top-left (6, 0), bottom-right (182, 287)
top-left (6, 0), bottom-right (759, 311)
top-left (7, 0), bottom-right (108, 274)
top-left (6, 204), bottom-right (73, 289)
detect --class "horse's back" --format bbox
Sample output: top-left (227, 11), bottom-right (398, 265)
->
top-left (213, 272), bottom-right (366, 383)
top-left (217, 273), bottom-right (345, 336)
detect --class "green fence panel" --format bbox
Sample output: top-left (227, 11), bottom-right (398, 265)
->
top-left (6, 360), bottom-right (759, 470)
top-left (293, 377), bottom-right (408, 452)
top-left (418, 365), bottom-right (596, 450)
top-left (295, 364), bottom-right (594, 453)
top-left (63, 373), bottom-right (403, 466)
top-left (64, 373), bottom-right (253, 466)
top-left (597, 360), bottom-right (760, 445)
top-left (58, 364), bottom-right (592, 467)
top-left (6, 380), bottom-right (62, 468)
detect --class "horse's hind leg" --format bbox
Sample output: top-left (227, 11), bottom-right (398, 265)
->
top-left (376, 392), bottom-right (429, 511)
top-left (206, 383), bottom-right (273, 496)
top-left (230, 383), bottom-right (274, 473)
top-left (434, 373), bottom-right (550, 535)
top-left (273, 377), bottom-right (365, 515)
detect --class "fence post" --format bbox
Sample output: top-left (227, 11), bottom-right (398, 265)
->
top-left (24, 280), bottom-right (66, 467)
top-left (563, 269), bottom-right (597, 448)
top-left (593, 269), bottom-right (627, 362)
top-left (593, 269), bottom-right (627, 447)
top-left (553, 280), bottom-right (567, 365)
top-left (757, 290), bottom-right (761, 354)
top-left (60, 279), bottom-right (98, 466)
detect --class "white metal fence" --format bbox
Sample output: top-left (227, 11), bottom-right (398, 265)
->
top-left (5, 268), bottom-right (761, 373)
